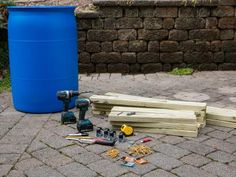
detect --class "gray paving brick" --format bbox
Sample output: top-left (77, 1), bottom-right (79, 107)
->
top-left (199, 126), bottom-right (215, 134)
top-left (73, 150), bottom-right (102, 165)
top-left (25, 165), bottom-right (64, 177)
top-left (201, 162), bottom-right (236, 177)
top-left (207, 150), bottom-right (235, 163)
top-left (120, 172), bottom-right (140, 177)
top-left (59, 144), bottom-right (87, 157)
top-left (0, 144), bottom-right (27, 154)
top-left (146, 153), bottom-right (183, 170)
top-left (144, 169), bottom-right (177, 177)
top-left (180, 153), bottom-right (211, 167)
top-left (19, 152), bottom-right (32, 161)
top-left (153, 143), bottom-right (190, 159)
top-left (226, 135), bottom-right (236, 144)
top-left (172, 165), bottom-right (217, 177)
top-left (15, 158), bottom-right (43, 172)
top-left (230, 129), bottom-right (236, 135)
top-left (27, 139), bottom-right (47, 153)
top-left (203, 138), bottom-right (236, 153)
top-left (177, 140), bottom-right (215, 155)
top-left (129, 163), bottom-right (156, 175)
top-left (0, 164), bottom-right (13, 176)
top-left (88, 159), bottom-right (128, 177)
top-left (32, 147), bottom-right (72, 168)
top-left (85, 144), bottom-right (110, 154)
top-left (229, 161), bottom-right (236, 167)
top-left (208, 125), bottom-right (233, 132)
top-left (57, 162), bottom-right (97, 177)
top-left (160, 136), bottom-right (186, 144)
top-left (0, 134), bottom-right (35, 144)
top-left (0, 154), bottom-right (20, 165)
top-left (185, 134), bottom-right (210, 142)
top-left (207, 130), bottom-right (232, 140)
top-left (7, 170), bottom-right (26, 177)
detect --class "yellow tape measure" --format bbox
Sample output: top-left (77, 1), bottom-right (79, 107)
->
top-left (121, 124), bottom-right (134, 136)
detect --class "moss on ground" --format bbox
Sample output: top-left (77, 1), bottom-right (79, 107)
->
top-left (0, 70), bottom-right (11, 93)
top-left (169, 68), bottom-right (194, 76)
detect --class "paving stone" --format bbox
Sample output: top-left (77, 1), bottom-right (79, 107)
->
top-left (25, 165), bottom-right (64, 177)
top-left (73, 150), bottom-right (102, 165)
top-left (185, 134), bottom-right (210, 142)
top-left (230, 129), bottom-right (236, 135)
top-left (203, 138), bottom-right (236, 153)
top-left (225, 135), bottom-right (236, 144)
top-left (0, 134), bottom-right (35, 145)
top-left (120, 173), bottom-right (140, 177)
top-left (173, 92), bottom-right (210, 101)
top-left (0, 153), bottom-right (20, 165)
top-left (146, 153), bottom-right (183, 170)
top-left (32, 147), bottom-right (73, 168)
top-left (19, 152), bottom-right (32, 161)
top-left (85, 144), bottom-right (110, 154)
top-left (229, 161), bottom-right (236, 167)
top-left (199, 126), bottom-right (215, 134)
top-left (143, 169), bottom-right (177, 177)
top-left (201, 162), bottom-right (236, 177)
top-left (57, 162), bottom-right (97, 177)
top-left (0, 164), bottom-right (13, 176)
top-left (15, 158), bottom-right (43, 172)
top-left (160, 136), bottom-right (186, 144)
top-left (153, 143), bottom-right (190, 159)
top-left (177, 140), bottom-right (215, 155)
top-left (7, 170), bottom-right (26, 177)
top-left (172, 165), bottom-right (217, 177)
top-left (180, 153), bottom-right (211, 167)
top-left (0, 144), bottom-right (27, 154)
top-left (207, 150), bottom-right (235, 163)
top-left (59, 144), bottom-right (87, 157)
top-left (208, 125), bottom-right (234, 132)
top-left (88, 159), bottom-right (128, 177)
top-left (129, 163), bottom-right (156, 175)
top-left (207, 130), bottom-right (232, 140)
top-left (27, 139), bottom-right (47, 153)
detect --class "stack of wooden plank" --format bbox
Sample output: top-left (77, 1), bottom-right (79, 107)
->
top-left (206, 106), bottom-right (236, 128)
top-left (90, 93), bottom-right (208, 137)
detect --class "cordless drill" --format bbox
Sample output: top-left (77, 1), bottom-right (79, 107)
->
top-left (76, 98), bottom-right (93, 132)
top-left (57, 90), bottom-right (79, 124)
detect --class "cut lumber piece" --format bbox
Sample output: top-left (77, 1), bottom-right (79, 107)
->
top-left (112, 126), bottom-right (198, 137)
top-left (109, 107), bottom-right (197, 124)
top-left (103, 92), bottom-right (206, 111)
top-left (206, 119), bottom-right (236, 128)
top-left (92, 111), bottom-right (109, 116)
top-left (206, 106), bottom-right (236, 123)
top-left (92, 107), bottom-right (111, 113)
top-left (110, 121), bottom-right (199, 131)
top-left (92, 104), bottom-right (113, 109)
top-left (90, 95), bottom-right (206, 112)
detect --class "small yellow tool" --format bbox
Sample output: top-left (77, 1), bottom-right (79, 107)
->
top-left (121, 124), bottom-right (134, 136)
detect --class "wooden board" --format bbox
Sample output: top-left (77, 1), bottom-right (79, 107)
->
top-left (207, 106), bottom-right (236, 123)
top-left (92, 111), bottom-right (109, 116)
top-left (206, 119), bottom-right (236, 128)
top-left (110, 121), bottom-right (199, 131)
top-left (92, 104), bottom-right (113, 109)
top-left (103, 92), bottom-right (206, 111)
top-left (112, 125), bottom-right (198, 137)
top-left (109, 110), bottom-right (197, 124)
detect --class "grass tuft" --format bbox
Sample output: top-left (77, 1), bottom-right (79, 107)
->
top-left (0, 70), bottom-right (11, 93)
top-left (169, 67), bottom-right (194, 76)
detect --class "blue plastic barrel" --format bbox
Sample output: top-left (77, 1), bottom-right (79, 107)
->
top-left (7, 6), bottom-right (78, 113)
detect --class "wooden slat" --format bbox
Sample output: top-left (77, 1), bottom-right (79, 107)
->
top-left (112, 126), bottom-right (198, 137)
top-left (110, 121), bottom-right (199, 131)
top-left (206, 119), bottom-right (236, 128)
top-left (90, 95), bottom-right (206, 112)
top-left (206, 106), bottom-right (236, 123)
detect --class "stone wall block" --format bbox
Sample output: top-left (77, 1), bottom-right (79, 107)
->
top-left (139, 7), bottom-right (155, 17)
top-left (206, 17), bottom-right (218, 29)
top-left (155, 7), bottom-right (177, 17)
top-left (141, 63), bottom-right (162, 73)
top-left (79, 64), bottom-right (95, 73)
top-left (113, 40), bottom-right (129, 52)
top-left (78, 41), bottom-right (85, 52)
top-left (87, 30), bottom-right (117, 41)
top-left (91, 52), bottom-right (121, 63)
top-left (211, 6), bottom-right (234, 17)
top-left (148, 41), bottom-right (160, 52)
top-left (180, 40), bottom-right (210, 52)
top-left (225, 52), bottom-right (236, 63)
top-left (169, 30), bottom-right (188, 41)
top-left (223, 41), bottom-right (236, 51)
top-left (78, 31), bottom-right (86, 41)
top-left (198, 63), bottom-right (217, 71)
top-left (189, 29), bottom-right (220, 41)
top-left (79, 52), bottom-right (91, 64)
top-left (130, 64), bottom-right (141, 73)
top-left (138, 29), bottom-right (168, 40)
top-left (144, 18), bottom-right (162, 29)
top-left (160, 52), bottom-right (183, 64)
top-left (214, 52), bottom-right (224, 63)
top-left (121, 52), bottom-right (136, 63)
top-left (219, 63), bottom-right (236, 70)
top-left (92, 19), bottom-right (103, 29)
top-left (175, 18), bottom-right (205, 29)
top-left (220, 30), bottom-right (234, 40)
top-left (118, 29), bottom-right (137, 40)
top-left (78, 19), bottom-right (92, 30)
top-left (96, 64), bottom-right (107, 73)
top-left (184, 52), bottom-right (213, 63)
top-left (179, 7), bottom-right (197, 17)
top-left (108, 63), bottom-right (129, 73)
top-left (137, 52), bottom-right (159, 63)
top-left (101, 42), bottom-right (113, 52)
top-left (211, 41), bottom-right (222, 52)
top-left (160, 41), bottom-right (179, 52)
top-left (86, 42), bottom-right (101, 53)
top-left (116, 18), bottom-right (143, 29)
top-left (104, 18), bottom-right (116, 29)
top-left (129, 40), bottom-right (147, 52)
top-left (163, 18), bottom-right (175, 29)
top-left (124, 8), bottom-right (139, 17)
top-left (219, 17), bottom-right (236, 29)
top-left (99, 7), bottom-right (122, 17)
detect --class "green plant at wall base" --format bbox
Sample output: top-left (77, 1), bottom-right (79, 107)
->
top-left (169, 68), bottom-right (194, 76)
top-left (0, 0), bottom-right (14, 28)
top-left (182, 0), bottom-right (212, 6)
top-left (0, 70), bottom-right (11, 93)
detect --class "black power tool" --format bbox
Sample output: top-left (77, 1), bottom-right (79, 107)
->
top-left (57, 90), bottom-right (79, 124)
top-left (76, 98), bottom-right (93, 132)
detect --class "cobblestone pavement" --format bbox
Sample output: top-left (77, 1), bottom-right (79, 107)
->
top-left (1, 71), bottom-right (236, 177)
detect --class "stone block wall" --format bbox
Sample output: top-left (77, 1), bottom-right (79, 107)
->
top-left (77, 0), bottom-right (236, 73)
